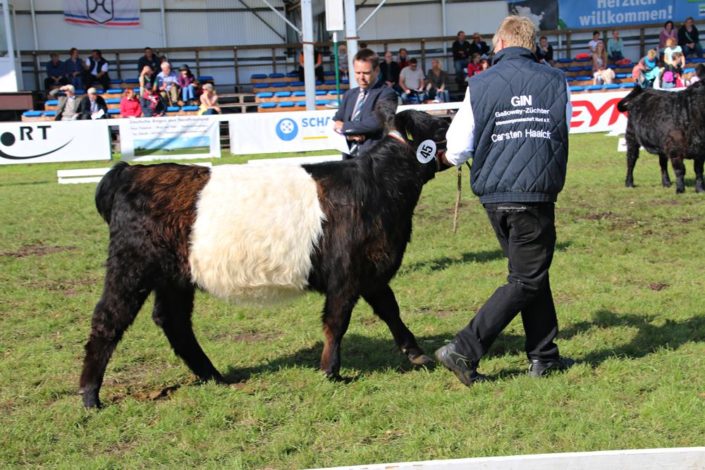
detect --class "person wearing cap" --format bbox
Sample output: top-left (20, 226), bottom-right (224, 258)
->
top-left (52, 84), bottom-right (80, 121)
top-left (199, 83), bottom-right (221, 115)
top-left (77, 87), bottom-right (108, 120)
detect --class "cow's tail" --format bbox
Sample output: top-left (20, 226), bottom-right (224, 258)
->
top-left (95, 161), bottom-right (131, 223)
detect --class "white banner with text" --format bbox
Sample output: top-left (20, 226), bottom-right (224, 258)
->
top-left (569, 90), bottom-right (629, 135)
top-left (119, 116), bottom-right (221, 161)
top-left (0, 121), bottom-right (111, 165)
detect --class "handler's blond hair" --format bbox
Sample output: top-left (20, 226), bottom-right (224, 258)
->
top-left (492, 16), bottom-right (537, 53)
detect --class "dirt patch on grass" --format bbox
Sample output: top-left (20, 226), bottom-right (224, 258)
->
top-left (25, 277), bottom-right (98, 297)
top-left (1, 244), bottom-right (77, 258)
top-left (214, 330), bottom-right (283, 343)
top-left (648, 282), bottom-right (669, 291)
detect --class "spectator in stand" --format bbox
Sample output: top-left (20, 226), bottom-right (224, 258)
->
top-left (664, 37), bottom-right (686, 74)
top-left (469, 33), bottom-right (490, 57)
top-left (689, 63), bottom-right (705, 85)
top-left (466, 53), bottom-right (483, 78)
top-left (607, 30), bottom-right (625, 62)
top-left (119, 88), bottom-right (142, 118)
top-left (298, 49), bottom-right (325, 83)
top-left (337, 44), bottom-right (348, 80)
top-left (64, 48), bottom-right (84, 89)
top-left (44, 53), bottom-right (67, 91)
top-left (51, 84), bottom-right (80, 121)
top-left (137, 47), bottom-right (160, 77)
top-left (142, 88), bottom-right (165, 117)
top-left (535, 36), bottom-right (555, 66)
top-left (379, 50), bottom-right (401, 91)
top-left (633, 49), bottom-right (660, 88)
top-left (84, 49), bottom-right (110, 91)
top-left (157, 61), bottom-right (180, 106)
top-left (588, 31), bottom-right (601, 52)
top-left (426, 58), bottom-right (450, 102)
top-left (77, 87), bottom-right (108, 120)
top-left (399, 57), bottom-right (425, 103)
top-left (398, 48), bottom-right (410, 69)
top-left (678, 17), bottom-right (704, 58)
top-left (659, 20), bottom-right (677, 50)
top-left (452, 31), bottom-right (472, 85)
top-left (139, 65), bottom-right (155, 97)
top-left (592, 41), bottom-right (615, 85)
top-left (480, 58), bottom-right (490, 71)
top-left (178, 65), bottom-right (197, 105)
top-left (199, 83), bottom-right (221, 115)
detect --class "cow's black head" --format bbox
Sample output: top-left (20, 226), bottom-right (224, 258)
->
top-left (617, 85), bottom-right (644, 112)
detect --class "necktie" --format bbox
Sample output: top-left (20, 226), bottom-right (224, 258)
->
top-left (351, 89), bottom-right (367, 121)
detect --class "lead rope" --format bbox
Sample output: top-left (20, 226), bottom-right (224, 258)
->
top-left (452, 163), bottom-right (471, 233)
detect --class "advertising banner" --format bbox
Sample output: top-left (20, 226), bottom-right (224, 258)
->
top-left (558, 0), bottom-right (674, 29)
top-left (0, 120), bottom-right (111, 165)
top-left (508, 0), bottom-right (559, 31)
top-left (674, 1), bottom-right (705, 20)
top-left (64, 0), bottom-right (141, 27)
top-left (119, 116), bottom-right (221, 161)
top-left (569, 90), bottom-right (629, 134)
top-left (228, 110), bottom-right (338, 155)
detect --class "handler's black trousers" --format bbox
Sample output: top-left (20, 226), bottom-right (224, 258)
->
top-left (454, 202), bottom-right (560, 362)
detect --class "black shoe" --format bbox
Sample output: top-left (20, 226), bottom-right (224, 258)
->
top-left (528, 357), bottom-right (575, 377)
top-left (434, 342), bottom-right (486, 387)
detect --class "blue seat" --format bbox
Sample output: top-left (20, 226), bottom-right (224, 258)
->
top-left (45, 99), bottom-right (59, 106)
top-left (279, 101), bottom-right (294, 108)
top-left (569, 86), bottom-right (586, 92)
top-left (286, 71), bottom-right (299, 78)
top-left (107, 108), bottom-right (121, 115)
top-left (256, 92), bottom-right (274, 99)
top-left (604, 83), bottom-right (620, 90)
top-left (23, 110), bottom-right (42, 117)
top-left (268, 73), bottom-right (285, 79)
top-left (315, 90), bottom-right (327, 96)
top-left (616, 73), bottom-right (630, 79)
top-left (274, 91), bottom-right (291, 98)
top-left (684, 68), bottom-right (696, 74)
top-left (124, 78), bottom-right (139, 84)
top-left (166, 106), bottom-right (180, 112)
top-left (620, 82), bottom-right (637, 88)
top-left (566, 66), bottom-right (582, 72)
top-left (254, 83), bottom-right (268, 89)
top-left (273, 82), bottom-right (288, 88)
top-left (324, 70), bottom-right (335, 76)
top-left (341, 79), bottom-right (349, 85)
top-left (198, 75), bottom-right (214, 82)
top-left (43, 111), bottom-right (57, 117)
top-left (105, 98), bottom-right (121, 104)
top-left (259, 102), bottom-right (277, 109)
top-left (295, 101), bottom-right (306, 106)
top-left (586, 85), bottom-right (603, 91)
top-left (689, 57), bottom-right (705, 63)
top-left (577, 75), bottom-right (593, 81)
top-left (75, 88), bottom-right (85, 95)
top-left (575, 57), bottom-right (591, 62)
top-left (315, 99), bottom-right (329, 106)
top-left (292, 81), bottom-right (305, 87)
top-left (106, 88), bottom-right (122, 94)
top-left (182, 105), bottom-right (199, 112)
top-left (110, 79), bottom-right (122, 85)
top-left (293, 91), bottom-right (306, 97)
top-left (315, 80), bottom-right (323, 86)
top-left (557, 58), bottom-right (573, 64)
top-left (328, 90), bottom-right (343, 96)
top-left (324, 80), bottom-right (337, 85)
top-left (251, 73), bottom-right (267, 80)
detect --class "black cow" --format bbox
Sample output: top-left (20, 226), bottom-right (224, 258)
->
top-left (617, 82), bottom-right (705, 193)
top-left (79, 105), bottom-right (449, 408)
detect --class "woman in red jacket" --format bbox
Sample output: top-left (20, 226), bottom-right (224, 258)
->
top-left (120, 88), bottom-right (142, 118)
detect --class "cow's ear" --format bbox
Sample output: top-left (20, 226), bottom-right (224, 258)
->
top-left (393, 110), bottom-right (420, 143)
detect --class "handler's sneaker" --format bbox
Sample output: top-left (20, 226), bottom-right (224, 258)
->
top-left (528, 357), bottom-right (575, 377)
top-left (434, 342), bottom-right (486, 387)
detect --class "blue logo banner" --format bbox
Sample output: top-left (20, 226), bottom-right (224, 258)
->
top-left (558, 0), bottom-right (676, 28)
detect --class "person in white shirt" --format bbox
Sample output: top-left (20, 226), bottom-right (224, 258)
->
top-left (399, 58), bottom-right (426, 103)
top-left (84, 49), bottom-right (111, 90)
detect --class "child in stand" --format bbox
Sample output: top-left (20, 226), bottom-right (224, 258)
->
top-left (466, 53), bottom-right (482, 79)
top-left (178, 65), bottom-right (198, 105)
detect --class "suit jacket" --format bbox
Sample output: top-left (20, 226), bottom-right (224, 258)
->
top-left (77, 95), bottom-right (109, 120)
top-left (54, 95), bottom-right (81, 121)
top-left (332, 81), bottom-right (398, 157)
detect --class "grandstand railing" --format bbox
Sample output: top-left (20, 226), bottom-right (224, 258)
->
top-left (19, 19), bottom-right (705, 94)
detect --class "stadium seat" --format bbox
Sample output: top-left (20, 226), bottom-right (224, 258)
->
top-left (107, 108), bottom-right (120, 115)
top-left (256, 92), bottom-right (274, 99)
top-left (251, 73), bottom-right (267, 80)
top-left (616, 73), bottom-right (630, 79)
top-left (182, 105), bottom-right (199, 112)
top-left (690, 57), bottom-right (705, 63)
top-left (569, 86), bottom-right (586, 92)
top-left (324, 70), bottom-right (335, 76)
top-left (315, 90), bottom-right (327, 96)
top-left (22, 110), bottom-right (42, 117)
top-left (279, 101), bottom-right (295, 108)
top-left (110, 79), bottom-right (122, 85)
top-left (274, 91), bottom-right (291, 98)
top-left (44, 99), bottom-right (59, 106)
top-left (620, 82), bottom-right (637, 88)
top-left (268, 73), bottom-right (285, 79)
top-left (43, 111), bottom-right (56, 117)
top-left (604, 84), bottom-right (620, 90)
top-left (295, 101), bottom-right (306, 107)
top-left (286, 71), bottom-right (299, 78)
top-left (124, 78), bottom-right (139, 84)
top-left (273, 82), bottom-right (288, 88)
top-left (198, 75), bottom-right (214, 82)
top-left (291, 81), bottom-right (305, 87)
top-left (254, 83), bottom-right (269, 89)
top-left (107, 88), bottom-right (123, 94)
top-left (684, 68), bottom-right (696, 74)
top-left (586, 85), bottom-right (603, 91)
top-left (557, 58), bottom-right (572, 64)
top-left (315, 99), bottom-right (329, 106)
top-left (566, 66), bottom-right (583, 73)
top-left (105, 98), bottom-right (121, 105)
top-left (166, 106), bottom-right (180, 112)
top-left (577, 75), bottom-right (593, 81)
top-left (259, 102), bottom-right (277, 110)
top-left (324, 80), bottom-right (337, 85)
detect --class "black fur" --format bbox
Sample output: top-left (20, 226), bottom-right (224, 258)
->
top-left (79, 108), bottom-right (449, 408)
top-left (618, 82), bottom-right (705, 193)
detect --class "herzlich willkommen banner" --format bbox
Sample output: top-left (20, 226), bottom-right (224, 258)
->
top-left (64, 0), bottom-right (140, 28)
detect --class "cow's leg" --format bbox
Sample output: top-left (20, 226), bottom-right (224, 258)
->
top-left (694, 158), bottom-right (704, 193)
top-left (671, 156), bottom-right (686, 193)
top-left (659, 153), bottom-right (672, 187)
top-left (625, 138), bottom-right (639, 188)
top-left (79, 267), bottom-right (152, 408)
top-left (320, 291), bottom-right (359, 380)
top-left (152, 284), bottom-right (224, 383)
top-left (362, 284), bottom-right (433, 366)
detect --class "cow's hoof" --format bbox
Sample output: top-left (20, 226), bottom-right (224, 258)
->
top-left (625, 181), bottom-right (634, 188)
top-left (676, 186), bottom-right (686, 194)
top-left (80, 388), bottom-right (101, 409)
top-left (323, 371), bottom-right (343, 382)
top-left (662, 180), bottom-right (672, 188)
top-left (408, 352), bottom-right (435, 367)
top-left (696, 184), bottom-right (704, 193)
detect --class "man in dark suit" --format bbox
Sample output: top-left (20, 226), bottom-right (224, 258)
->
top-left (77, 87), bottom-right (109, 120)
top-left (333, 48), bottom-right (398, 159)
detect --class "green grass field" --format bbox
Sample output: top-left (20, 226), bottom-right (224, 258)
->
top-left (1, 134), bottom-right (704, 468)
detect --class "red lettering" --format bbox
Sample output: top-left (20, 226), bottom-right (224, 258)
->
top-left (570, 97), bottom-right (626, 129)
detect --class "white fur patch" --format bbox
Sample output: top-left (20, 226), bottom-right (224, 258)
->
top-left (189, 165), bottom-right (324, 304)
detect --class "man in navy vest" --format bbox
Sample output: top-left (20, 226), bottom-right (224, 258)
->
top-left (333, 48), bottom-right (398, 159)
top-left (436, 15), bottom-right (574, 385)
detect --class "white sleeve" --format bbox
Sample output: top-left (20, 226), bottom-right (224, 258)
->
top-left (445, 87), bottom-right (475, 166)
top-left (101, 62), bottom-right (109, 73)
